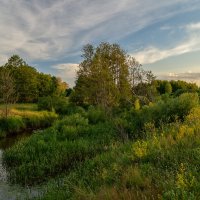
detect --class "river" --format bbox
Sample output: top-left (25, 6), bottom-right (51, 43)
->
top-left (0, 132), bottom-right (40, 200)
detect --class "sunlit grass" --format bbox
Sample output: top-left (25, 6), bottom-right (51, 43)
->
top-left (0, 104), bottom-right (58, 138)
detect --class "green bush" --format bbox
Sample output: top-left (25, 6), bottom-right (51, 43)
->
top-left (39, 108), bottom-right (200, 200)
top-left (126, 93), bottom-right (199, 138)
top-left (87, 106), bottom-right (106, 124)
top-left (38, 96), bottom-right (69, 114)
top-left (24, 111), bottom-right (58, 129)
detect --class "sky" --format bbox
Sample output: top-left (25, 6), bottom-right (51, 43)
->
top-left (0, 0), bottom-right (200, 86)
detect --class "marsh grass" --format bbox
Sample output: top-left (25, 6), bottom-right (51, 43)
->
top-left (3, 101), bottom-right (200, 199)
top-left (3, 114), bottom-right (117, 185)
top-left (0, 104), bottom-right (58, 138)
top-left (38, 108), bottom-right (200, 200)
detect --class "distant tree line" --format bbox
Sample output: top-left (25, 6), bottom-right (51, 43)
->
top-left (0, 45), bottom-right (199, 113)
top-left (0, 55), bottom-right (68, 103)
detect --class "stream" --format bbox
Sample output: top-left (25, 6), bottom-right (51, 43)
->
top-left (0, 132), bottom-right (41, 200)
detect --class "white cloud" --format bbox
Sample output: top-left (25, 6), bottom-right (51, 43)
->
top-left (52, 63), bottom-right (79, 87)
top-left (186, 22), bottom-right (200, 31)
top-left (0, 0), bottom-right (199, 63)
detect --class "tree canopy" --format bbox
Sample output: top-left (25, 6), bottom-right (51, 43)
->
top-left (71, 42), bottom-right (156, 109)
top-left (0, 55), bottom-right (68, 103)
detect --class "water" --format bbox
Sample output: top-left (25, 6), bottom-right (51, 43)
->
top-left (0, 132), bottom-right (40, 200)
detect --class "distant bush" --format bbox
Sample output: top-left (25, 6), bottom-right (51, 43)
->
top-left (38, 96), bottom-right (87, 116)
top-left (127, 93), bottom-right (199, 138)
top-left (87, 106), bottom-right (106, 124)
top-left (38, 96), bottom-right (68, 114)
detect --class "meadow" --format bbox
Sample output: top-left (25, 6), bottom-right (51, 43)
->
top-left (1, 46), bottom-right (200, 200)
top-left (2, 93), bottom-right (200, 199)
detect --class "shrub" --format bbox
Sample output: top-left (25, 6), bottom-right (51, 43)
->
top-left (87, 106), bottom-right (106, 124)
top-left (127, 93), bottom-right (199, 138)
top-left (38, 96), bottom-right (69, 114)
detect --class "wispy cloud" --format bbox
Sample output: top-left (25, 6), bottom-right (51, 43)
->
top-left (133, 21), bottom-right (200, 64)
top-left (1, 0), bottom-right (200, 85)
top-left (0, 0), bottom-right (199, 62)
top-left (159, 72), bottom-right (200, 86)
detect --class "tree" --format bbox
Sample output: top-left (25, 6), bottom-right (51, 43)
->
top-left (38, 73), bottom-right (54, 97)
top-left (72, 43), bottom-right (132, 109)
top-left (1, 55), bottom-right (69, 103)
top-left (14, 65), bottom-right (39, 102)
top-left (4, 55), bottom-right (26, 69)
top-left (72, 43), bottom-right (157, 108)
top-left (0, 69), bottom-right (16, 118)
top-left (165, 82), bottom-right (172, 94)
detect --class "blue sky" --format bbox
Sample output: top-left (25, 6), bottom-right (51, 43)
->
top-left (0, 0), bottom-right (200, 86)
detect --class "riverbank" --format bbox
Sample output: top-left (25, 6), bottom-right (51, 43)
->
top-left (0, 104), bottom-right (58, 138)
top-left (0, 129), bottom-right (41, 200)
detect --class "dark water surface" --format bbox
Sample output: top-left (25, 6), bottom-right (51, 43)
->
top-left (0, 132), bottom-right (40, 200)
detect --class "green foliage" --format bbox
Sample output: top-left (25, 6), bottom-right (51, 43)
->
top-left (134, 99), bottom-right (140, 110)
top-left (0, 107), bottom-right (58, 138)
top-left (0, 116), bottom-right (25, 136)
top-left (72, 43), bottom-right (133, 108)
top-left (38, 96), bottom-right (68, 114)
top-left (165, 82), bottom-right (172, 94)
top-left (126, 93), bottom-right (199, 137)
top-left (0, 55), bottom-right (68, 103)
top-left (87, 106), bottom-right (106, 124)
top-left (38, 96), bottom-right (88, 116)
top-left (3, 113), bottom-right (117, 185)
top-left (155, 80), bottom-right (198, 96)
top-left (38, 107), bottom-right (200, 200)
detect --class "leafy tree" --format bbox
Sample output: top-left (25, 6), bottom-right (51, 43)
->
top-left (72, 43), bottom-right (132, 109)
top-left (165, 82), bottom-right (172, 94)
top-left (1, 55), bottom-right (69, 103)
top-left (14, 65), bottom-right (39, 102)
top-left (4, 55), bottom-right (26, 69)
top-left (38, 73), bottom-right (54, 97)
top-left (72, 43), bottom-right (157, 108)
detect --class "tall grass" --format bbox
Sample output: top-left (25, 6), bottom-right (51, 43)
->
top-left (3, 97), bottom-right (200, 199)
top-left (38, 107), bottom-right (200, 200)
top-left (0, 108), bottom-right (58, 138)
top-left (3, 114), bottom-right (116, 185)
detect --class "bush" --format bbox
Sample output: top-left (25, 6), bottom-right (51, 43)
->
top-left (38, 96), bottom-right (68, 114)
top-left (126, 93), bottom-right (199, 138)
top-left (0, 110), bottom-right (58, 138)
top-left (87, 106), bottom-right (106, 124)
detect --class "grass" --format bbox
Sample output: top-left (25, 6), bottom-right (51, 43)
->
top-left (0, 104), bottom-right (58, 138)
top-left (0, 103), bottom-right (38, 112)
top-left (3, 114), bottom-right (117, 185)
top-left (2, 96), bottom-right (200, 199)
top-left (37, 107), bottom-right (200, 200)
